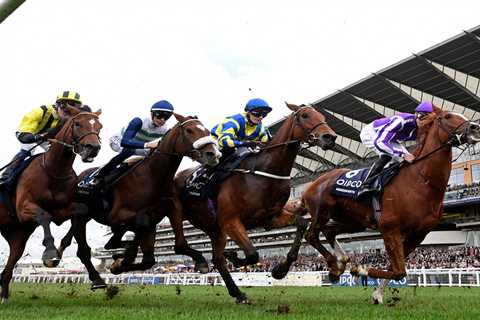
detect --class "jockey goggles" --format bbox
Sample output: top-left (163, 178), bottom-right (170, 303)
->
top-left (250, 110), bottom-right (269, 118)
top-left (152, 110), bottom-right (172, 120)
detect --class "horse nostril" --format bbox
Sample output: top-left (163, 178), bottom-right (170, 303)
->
top-left (323, 134), bottom-right (336, 143)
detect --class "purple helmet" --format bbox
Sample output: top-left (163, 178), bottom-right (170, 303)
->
top-left (415, 101), bottom-right (433, 113)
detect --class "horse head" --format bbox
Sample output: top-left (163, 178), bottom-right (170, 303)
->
top-left (56, 106), bottom-right (103, 162)
top-left (166, 113), bottom-right (221, 166)
top-left (285, 102), bottom-right (337, 150)
top-left (420, 106), bottom-right (480, 147)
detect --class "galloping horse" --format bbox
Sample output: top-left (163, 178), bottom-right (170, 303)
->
top-left (273, 106), bottom-right (480, 303)
top-left (0, 107), bottom-right (102, 302)
top-left (59, 114), bottom-right (221, 289)
top-left (171, 103), bottom-right (337, 303)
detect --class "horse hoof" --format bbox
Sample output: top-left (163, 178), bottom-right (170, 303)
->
top-left (109, 259), bottom-right (123, 275)
top-left (328, 272), bottom-right (340, 283)
top-left (271, 264), bottom-right (289, 280)
top-left (372, 290), bottom-right (384, 304)
top-left (42, 249), bottom-right (60, 268)
top-left (235, 294), bottom-right (251, 305)
top-left (91, 280), bottom-right (107, 290)
top-left (194, 262), bottom-right (209, 274)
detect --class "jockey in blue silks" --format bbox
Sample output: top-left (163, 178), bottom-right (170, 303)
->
top-left (211, 98), bottom-right (272, 153)
top-left (357, 101), bottom-right (434, 196)
top-left (88, 100), bottom-right (174, 188)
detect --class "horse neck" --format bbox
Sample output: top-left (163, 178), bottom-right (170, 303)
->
top-left (411, 123), bottom-right (452, 191)
top-left (44, 127), bottom-right (76, 177)
top-left (147, 130), bottom-right (183, 182)
top-left (257, 115), bottom-right (299, 176)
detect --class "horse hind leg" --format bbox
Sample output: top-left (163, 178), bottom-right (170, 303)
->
top-left (271, 210), bottom-right (309, 280)
top-left (324, 221), bottom-right (350, 275)
top-left (0, 225), bottom-right (35, 303)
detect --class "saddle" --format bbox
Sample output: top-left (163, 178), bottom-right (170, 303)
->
top-left (183, 147), bottom-right (254, 200)
top-left (330, 163), bottom-right (401, 199)
top-left (76, 157), bottom-right (145, 214)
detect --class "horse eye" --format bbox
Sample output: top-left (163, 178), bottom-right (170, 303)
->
top-left (301, 113), bottom-right (309, 119)
top-left (74, 122), bottom-right (81, 128)
top-left (445, 114), bottom-right (451, 119)
top-left (185, 128), bottom-right (193, 134)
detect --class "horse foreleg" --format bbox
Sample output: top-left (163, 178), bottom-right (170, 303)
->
top-left (271, 210), bottom-right (309, 279)
top-left (112, 227), bottom-right (157, 273)
top-left (170, 202), bottom-right (209, 273)
top-left (352, 231), bottom-right (406, 281)
top-left (35, 209), bottom-right (60, 268)
top-left (224, 218), bottom-right (258, 268)
top-left (72, 215), bottom-right (106, 289)
top-left (58, 203), bottom-right (89, 258)
top-left (211, 232), bottom-right (249, 304)
top-left (104, 225), bottom-right (129, 250)
top-left (324, 221), bottom-right (352, 274)
top-left (0, 225), bottom-right (35, 303)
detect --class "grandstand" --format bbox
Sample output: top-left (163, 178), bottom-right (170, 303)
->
top-left (94, 25), bottom-right (480, 268)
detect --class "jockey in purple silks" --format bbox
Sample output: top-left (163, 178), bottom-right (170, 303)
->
top-left (357, 101), bottom-right (434, 196)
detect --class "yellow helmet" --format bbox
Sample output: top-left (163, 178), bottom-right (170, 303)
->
top-left (56, 91), bottom-right (82, 104)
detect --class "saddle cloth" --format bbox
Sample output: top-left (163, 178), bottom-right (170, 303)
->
top-left (330, 164), bottom-right (400, 199)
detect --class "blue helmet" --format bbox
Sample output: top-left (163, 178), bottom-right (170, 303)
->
top-left (245, 98), bottom-right (272, 113)
top-left (151, 100), bottom-right (174, 113)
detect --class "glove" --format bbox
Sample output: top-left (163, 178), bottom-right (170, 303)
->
top-left (34, 133), bottom-right (47, 142)
top-left (243, 141), bottom-right (262, 149)
top-left (144, 140), bottom-right (160, 149)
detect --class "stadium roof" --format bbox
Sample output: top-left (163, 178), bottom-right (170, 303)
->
top-left (269, 24), bottom-right (480, 181)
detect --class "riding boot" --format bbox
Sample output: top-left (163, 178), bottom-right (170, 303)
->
top-left (0, 150), bottom-right (30, 188)
top-left (357, 154), bottom-right (392, 197)
top-left (88, 149), bottom-right (133, 189)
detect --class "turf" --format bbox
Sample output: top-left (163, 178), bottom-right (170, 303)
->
top-left (0, 283), bottom-right (478, 320)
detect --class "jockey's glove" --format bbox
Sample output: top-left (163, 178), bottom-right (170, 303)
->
top-left (34, 133), bottom-right (48, 143)
top-left (243, 141), bottom-right (262, 149)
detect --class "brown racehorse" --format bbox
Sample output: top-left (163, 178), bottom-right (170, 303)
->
top-left (58, 114), bottom-right (221, 289)
top-left (170, 103), bottom-right (337, 303)
top-left (0, 107), bottom-right (102, 302)
top-left (273, 106), bottom-right (480, 303)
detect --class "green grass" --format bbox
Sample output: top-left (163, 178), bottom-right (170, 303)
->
top-left (0, 283), bottom-right (478, 320)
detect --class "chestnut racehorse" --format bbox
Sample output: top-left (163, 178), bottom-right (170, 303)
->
top-left (0, 107), bottom-right (102, 302)
top-left (59, 114), bottom-right (221, 289)
top-left (273, 106), bottom-right (480, 303)
top-left (171, 103), bottom-right (337, 303)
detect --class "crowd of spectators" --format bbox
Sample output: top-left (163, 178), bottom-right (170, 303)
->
top-left (150, 246), bottom-right (480, 273)
top-left (445, 183), bottom-right (480, 200)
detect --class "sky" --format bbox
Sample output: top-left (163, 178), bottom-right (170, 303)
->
top-left (0, 0), bottom-right (479, 262)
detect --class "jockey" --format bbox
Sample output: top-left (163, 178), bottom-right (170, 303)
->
top-left (0, 91), bottom-right (85, 187)
top-left (357, 101), bottom-right (434, 196)
top-left (88, 100), bottom-right (174, 188)
top-left (211, 98), bottom-right (272, 155)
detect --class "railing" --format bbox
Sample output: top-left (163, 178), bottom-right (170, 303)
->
top-left (12, 269), bottom-right (480, 287)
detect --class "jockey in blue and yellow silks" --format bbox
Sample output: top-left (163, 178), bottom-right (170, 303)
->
top-left (211, 98), bottom-right (272, 152)
top-left (0, 91), bottom-right (86, 188)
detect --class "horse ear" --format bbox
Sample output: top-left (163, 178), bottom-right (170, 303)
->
top-left (285, 102), bottom-right (299, 112)
top-left (173, 112), bottom-right (187, 123)
top-left (94, 109), bottom-right (102, 116)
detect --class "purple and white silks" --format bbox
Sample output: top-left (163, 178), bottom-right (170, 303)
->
top-left (360, 113), bottom-right (416, 157)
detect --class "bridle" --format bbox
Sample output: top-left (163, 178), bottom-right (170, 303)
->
top-left (49, 112), bottom-right (102, 155)
top-left (153, 117), bottom-right (214, 159)
top-left (260, 105), bottom-right (329, 151)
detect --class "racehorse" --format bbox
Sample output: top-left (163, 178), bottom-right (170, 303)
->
top-left (0, 107), bottom-right (102, 302)
top-left (272, 106), bottom-right (480, 303)
top-left (171, 103), bottom-right (337, 303)
top-left (58, 114), bottom-right (221, 289)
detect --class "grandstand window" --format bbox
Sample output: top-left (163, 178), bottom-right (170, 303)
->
top-left (472, 164), bottom-right (480, 183)
top-left (448, 168), bottom-right (464, 186)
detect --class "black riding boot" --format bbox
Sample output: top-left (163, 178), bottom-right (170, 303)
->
top-left (88, 149), bottom-right (133, 189)
top-left (0, 150), bottom-right (30, 188)
top-left (357, 154), bottom-right (392, 197)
